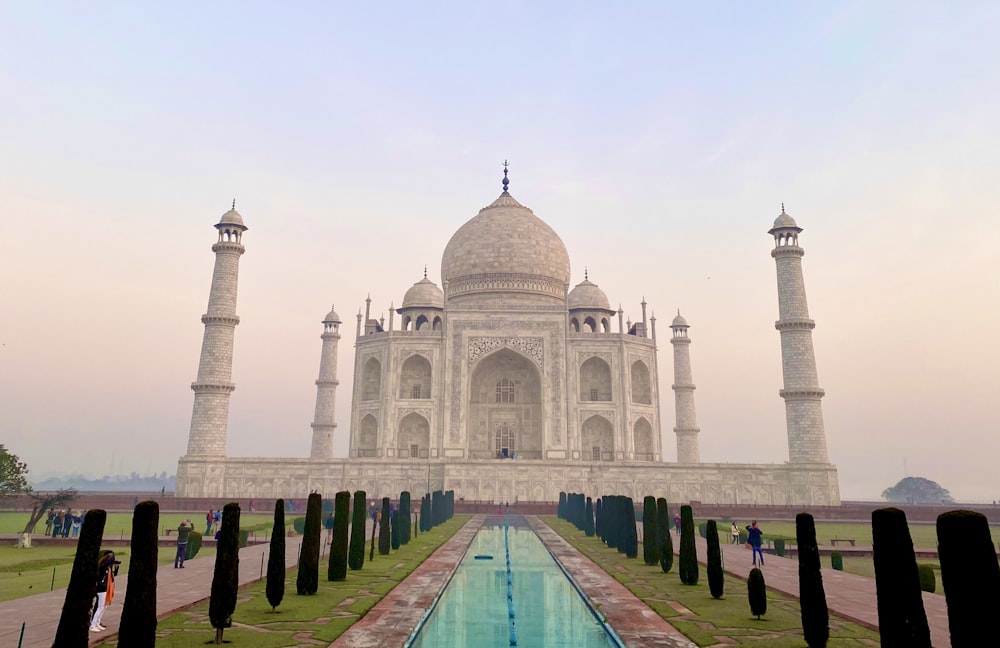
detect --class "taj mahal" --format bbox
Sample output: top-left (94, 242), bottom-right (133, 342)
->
top-left (177, 168), bottom-right (840, 505)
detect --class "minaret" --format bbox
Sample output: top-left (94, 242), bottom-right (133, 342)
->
top-left (670, 311), bottom-right (700, 463)
top-left (769, 205), bottom-right (829, 463)
top-left (185, 202), bottom-right (247, 457)
top-left (310, 305), bottom-right (341, 458)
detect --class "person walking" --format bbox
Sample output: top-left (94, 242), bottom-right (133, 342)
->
top-left (90, 550), bottom-right (119, 632)
top-left (324, 511), bottom-right (335, 545)
top-left (175, 520), bottom-right (192, 568)
top-left (673, 513), bottom-right (682, 535)
top-left (746, 520), bottom-right (764, 567)
top-left (730, 521), bottom-right (740, 544)
top-left (205, 509), bottom-right (214, 535)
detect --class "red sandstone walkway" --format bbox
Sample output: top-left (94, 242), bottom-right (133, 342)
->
top-left (700, 536), bottom-right (951, 648)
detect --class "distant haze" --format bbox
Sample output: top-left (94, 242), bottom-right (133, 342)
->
top-left (2, 4), bottom-right (998, 502)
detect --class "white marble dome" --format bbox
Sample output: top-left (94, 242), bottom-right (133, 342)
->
top-left (218, 208), bottom-right (245, 228)
top-left (772, 209), bottom-right (798, 229)
top-left (323, 305), bottom-right (341, 323)
top-left (441, 192), bottom-right (570, 304)
top-left (401, 276), bottom-right (444, 309)
top-left (568, 279), bottom-right (611, 311)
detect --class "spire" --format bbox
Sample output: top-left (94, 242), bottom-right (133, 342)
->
top-left (232, 198), bottom-right (236, 210)
top-left (781, 202), bottom-right (785, 214)
top-left (502, 159), bottom-right (510, 193)
top-left (423, 265), bottom-right (428, 279)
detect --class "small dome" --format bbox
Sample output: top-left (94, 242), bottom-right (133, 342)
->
top-left (568, 279), bottom-right (611, 311)
top-left (218, 208), bottom-right (245, 228)
top-left (401, 277), bottom-right (444, 310)
top-left (323, 305), bottom-right (341, 323)
top-left (671, 312), bottom-right (688, 327)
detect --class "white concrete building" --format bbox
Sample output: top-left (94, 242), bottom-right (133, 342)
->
top-left (177, 173), bottom-right (840, 505)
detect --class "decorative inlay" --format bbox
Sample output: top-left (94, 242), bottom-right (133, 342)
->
top-left (577, 351), bottom-right (612, 367)
top-left (467, 337), bottom-right (543, 367)
top-left (398, 407), bottom-right (433, 421)
top-left (581, 409), bottom-right (615, 423)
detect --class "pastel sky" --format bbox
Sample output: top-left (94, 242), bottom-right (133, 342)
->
top-left (2, 3), bottom-right (998, 501)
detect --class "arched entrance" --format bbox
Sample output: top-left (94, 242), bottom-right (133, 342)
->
top-left (468, 347), bottom-right (542, 459)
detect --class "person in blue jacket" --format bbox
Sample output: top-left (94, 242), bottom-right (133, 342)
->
top-left (746, 520), bottom-right (764, 567)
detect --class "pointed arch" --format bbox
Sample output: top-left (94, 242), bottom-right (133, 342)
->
top-left (415, 314), bottom-right (429, 331)
top-left (570, 317), bottom-right (580, 333)
top-left (361, 357), bottom-right (381, 401)
top-left (584, 316), bottom-right (597, 332)
top-left (468, 347), bottom-right (543, 459)
top-left (432, 316), bottom-right (442, 331)
top-left (631, 360), bottom-right (651, 404)
top-left (579, 356), bottom-right (612, 402)
top-left (399, 353), bottom-right (432, 399)
top-left (358, 414), bottom-right (378, 457)
top-left (581, 414), bottom-right (614, 461)
top-left (633, 417), bottom-right (654, 460)
top-left (397, 412), bottom-right (430, 458)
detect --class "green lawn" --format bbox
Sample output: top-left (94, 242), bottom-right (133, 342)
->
top-left (96, 515), bottom-right (470, 646)
top-left (546, 517), bottom-right (881, 647)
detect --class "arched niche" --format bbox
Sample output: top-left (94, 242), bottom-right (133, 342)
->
top-left (468, 348), bottom-right (542, 459)
top-left (397, 412), bottom-right (429, 458)
top-left (631, 360), bottom-right (651, 404)
top-left (361, 357), bottom-right (381, 401)
top-left (399, 354), bottom-right (432, 399)
top-left (581, 415), bottom-right (613, 461)
top-left (579, 356), bottom-right (612, 401)
top-left (633, 417), bottom-right (654, 460)
top-left (358, 414), bottom-right (378, 457)
top-left (415, 314), bottom-right (429, 331)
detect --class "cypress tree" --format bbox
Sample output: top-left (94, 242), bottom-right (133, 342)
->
top-left (706, 520), bottom-right (724, 599)
top-left (595, 498), bottom-right (603, 539)
top-left (328, 491), bottom-right (350, 581)
top-left (391, 510), bottom-right (401, 550)
top-left (369, 509), bottom-right (377, 562)
top-left (378, 497), bottom-right (391, 555)
top-left (296, 493), bottom-right (322, 595)
top-left (266, 499), bottom-right (285, 610)
top-left (624, 497), bottom-right (639, 558)
top-left (420, 494), bottom-right (429, 532)
top-left (679, 504), bottom-right (698, 585)
top-left (584, 497), bottom-right (595, 537)
top-left (558, 492), bottom-right (567, 519)
top-left (657, 498), bottom-right (673, 573)
top-left (53, 509), bottom-right (106, 647)
top-left (606, 496), bottom-right (619, 549)
top-left (399, 491), bottom-right (411, 545)
top-left (642, 496), bottom-right (659, 565)
top-left (937, 510), bottom-right (1000, 647)
top-left (119, 501), bottom-right (159, 647)
top-left (796, 512), bottom-right (829, 648)
top-left (348, 491), bottom-right (367, 571)
top-left (209, 502), bottom-right (241, 644)
top-left (432, 490), bottom-right (444, 526)
top-left (748, 567), bottom-right (767, 619)
top-left (871, 507), bottom-right (930, 647)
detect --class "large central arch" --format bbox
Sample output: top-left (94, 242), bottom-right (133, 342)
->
top-left (467, 347), bottom-right (543, 459)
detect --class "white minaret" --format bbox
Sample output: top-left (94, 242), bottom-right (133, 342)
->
top-left (769, 205), bottom-right (829, 463)
top-left (670, 311), bottom-right (700, 463)
top-left (310, 305), bottom-right (341, 458)
top-left (185, 202), bottom-right (247, 457)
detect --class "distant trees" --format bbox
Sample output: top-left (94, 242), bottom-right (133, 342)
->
top-left (0, 444), bottom-right (29, 497)
top-left (882, 477), bottom-right (953, 504)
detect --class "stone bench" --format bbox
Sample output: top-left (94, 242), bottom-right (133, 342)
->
top-left (830, 538), bottom-right (856, 546)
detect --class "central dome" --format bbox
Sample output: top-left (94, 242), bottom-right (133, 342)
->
top-left (441, 191), bottom-right (571, 305)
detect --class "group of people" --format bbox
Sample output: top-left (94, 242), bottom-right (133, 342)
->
top-left (44, 509), bottom-right (84, 538)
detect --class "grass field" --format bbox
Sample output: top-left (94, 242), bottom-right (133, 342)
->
top-left (95, 515), bottom-right (470, 647)
top-left (0, 511), bottom-right (285, 537)
top-left (546, 516), bottom-right (881, 647)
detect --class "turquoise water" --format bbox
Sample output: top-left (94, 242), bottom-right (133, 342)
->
top-left (409, 520), bottom-right (616, 648)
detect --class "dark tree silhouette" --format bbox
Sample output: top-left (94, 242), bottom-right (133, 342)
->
top-left (748, 568), bottom-right (767, 619)
top-left (937, 509), bottom-right (1000, 647)
top-left (296, 493), bottom-right (322, 595)
top-left (328, 491), bottom-right (350, 581)
top-left (348, 491), bottom-right (367, 570)
top-left (642, 496), bottom-right (659, 565)
top-left (119, 501), bottom-right (159, 647)
top-left (53, 509), bottom-right (106, 647)
top-left (399, 491), bottom-right (411, 545)
top-left (796, 512), bottom-right (829, 648)
top-left (657, 498), bottom-right (673, 573)
top-left (679, 505), bottom-right (698, 585)
top-left (266, 499), bottom-right (285, 610)
top-left (209, 503), bottom-right (241, 644)
top-left (706, 520), bottom-right (724, 599)
top-left (584, 497), bottom-right (595, 537)
top-left (871, 507), bottom-right (930, 647)
top-left (378, 497), bottom-right (391, 555)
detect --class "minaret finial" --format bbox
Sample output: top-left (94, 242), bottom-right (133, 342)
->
top-left (502, 159), bottom-right (509, 193)
top-left (424, 265), bottom-right (428, 279)
top-left (781, 202), bottom-right (785, 214)
top-left (584, 266), bottom-right (588, 281)
top-left (232, 198), bottom-right (236, 210)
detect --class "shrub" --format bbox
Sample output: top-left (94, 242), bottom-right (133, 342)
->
top-left (595, 498), bottom-right (603, 540)
top-left (53, 509), bottom-right (106, 647)
top-left (679, 505), bottom-right (698, 585)
top-left (292, 517), bottom-right (306, 535)
top-left (748, 568), bottom-right (767, 619)
top-left (432, 490), bottom-right (444, 527)
top-left (642, 496), bottom-right (659, 565)
top-left (698, 522), bottom-right (708, 539)
top-left (266, 499), bottom-right (285, 610)
top-left (584, 497), bottom-right (595, 537)
top-left (378, 497), bottom-right (391, 555)
top-left (296, 493), bottom-right (322, 595)
top-left (773, 538), bottom-right (786, 557)
top-left (624, 497), bottom-right (638, 559)
top-left (186, 531), bottom-right (202, 559)
top-left (657, 498), bottom-right (673, 573)
top-left (391, 510), bottom-right (401, 550)
top-left (829, 551), bottom-right (842, 571)
top-left (119, 501), bottom-right (159, 647)
top-left (558, 492), bottom-right (567, 519)
top-left (210, 503), bottom-right (241, 644)
top-left (871, 507), bottom-right (930, 647)
top-left (937, 510), bottom-right (1000, 646)
top-left (399, 491), bottom-right (411, 545)
top-left (328, 491), bottom-right (350, 581)
top-left (707, 520), bottom-right (724, 599)
top-left (917, 564), bottom-right (935, 593)
top-left (238, 529), bottom-right (250, 548)
top-left (795, 512), bottom-right (829, 648)
top-left (348, 491), bottom-right (367, 570)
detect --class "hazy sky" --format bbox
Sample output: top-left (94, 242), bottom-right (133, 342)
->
top-left (2, 3), bottom-right (998, 501)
